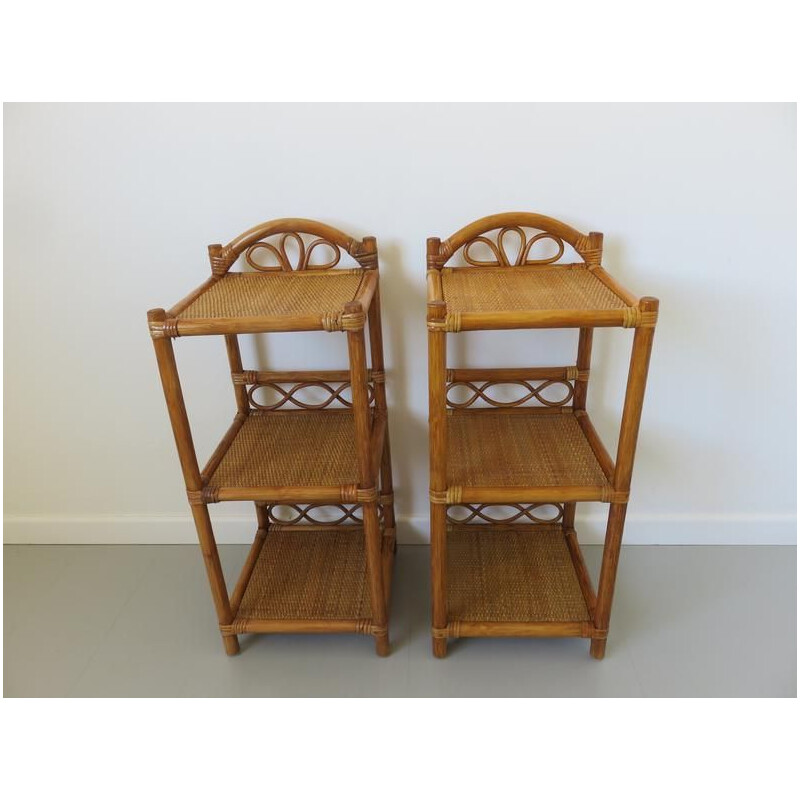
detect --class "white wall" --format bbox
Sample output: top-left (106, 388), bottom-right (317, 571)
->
top-left (4, 103), bottom-right (796, 544)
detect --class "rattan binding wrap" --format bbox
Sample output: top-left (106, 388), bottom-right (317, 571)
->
top-left (177, 272), bottom-right (364, 320)
top-left (447, 526), bottom-right (590, 623)
top-left (447, 411), bottom-right (609, 488)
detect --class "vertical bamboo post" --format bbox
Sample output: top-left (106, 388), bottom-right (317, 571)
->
top-left (363, 246), bottom-right (396, 535)
top-left (224, 334), bottom-right (249, 413)
top-left (148, 309), bottom-right (238, 656)
top-left (428, 293), bottom-right (448, 658)
top-left (591, 297), bottom-right (658, 659)
top-left (564, 325), bottom-right (595, 532)
top-left (346, 301), bottom-right (389, 656)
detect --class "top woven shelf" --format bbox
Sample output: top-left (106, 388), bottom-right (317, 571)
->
top-left (148, 219), bottom-right (380, 338)
top-left (427, 213), bottom-right (656, 332)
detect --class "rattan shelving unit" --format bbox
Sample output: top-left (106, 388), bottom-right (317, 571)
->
top-left (426, 213), bottom-right (658, 659)
top-left (148, 219), bottom-right (396, 657)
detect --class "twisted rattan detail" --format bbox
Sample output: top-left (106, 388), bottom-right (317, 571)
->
top-left (247, 381), bottom-right (374, 411)
top-left (446, 379), bottom-right (575, 409)
top-left (446, 503), bottom-right (565, 525)
top-left (267, 503), bottom-right (382, 526)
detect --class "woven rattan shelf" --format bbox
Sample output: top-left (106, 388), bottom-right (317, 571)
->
top-left (428, 213), bottom-right (658, 659)
top-left (447, 409), bottom-right (611, 502)
top-left (444, 525), bottom-right (591, 635)
top-left (200, 409), bottom-right (385, 504)
top-left (223, 526), bottom-right (395, 636)
top-left (149, 218), bottom-right (395, 657)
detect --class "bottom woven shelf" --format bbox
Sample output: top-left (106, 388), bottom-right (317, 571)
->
top-left (446, 525), bottom-right (591, 626)
top-left (229, 527), bottom-right (390, 634)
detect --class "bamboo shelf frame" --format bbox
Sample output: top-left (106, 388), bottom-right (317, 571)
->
top-left (148, 218), bottom-right (396, 657)
top-left (427, 213), bottom-right (658, 659)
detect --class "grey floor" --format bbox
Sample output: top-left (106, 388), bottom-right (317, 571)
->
top-left (3, 544), bottom-right (796, 697)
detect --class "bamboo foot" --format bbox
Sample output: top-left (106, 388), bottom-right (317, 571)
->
top-left (432, 637), bottom-right (447, 658)
top-left (223, 635), bottom-right (240, 656)
top-left (374, 633), bottom-right (390, 657)
top-left (590, 638), bottom-right (606, 660)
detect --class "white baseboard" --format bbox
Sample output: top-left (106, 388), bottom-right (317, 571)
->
top-left (3, 513), bottom-right (796, 545)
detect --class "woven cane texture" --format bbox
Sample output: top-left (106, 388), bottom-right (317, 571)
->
top-left (447, 411), bottom-right (608, 487)
top-left (237, 528), bottom-right (372, 620)
top-left (177, 272), bottom-right (363, 319)
top-left (207, 411), bottom-right (361, 489)
top-left (447, 525), bottom-right (590, 622)
top-left (441, 265), bottom-right (626, 313)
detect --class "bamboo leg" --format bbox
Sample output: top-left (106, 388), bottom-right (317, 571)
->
top-left (428, 298), bottom-right (448, 658)
top-left (430, 503), bottom-right (448, 658)
top-left (347, 304), bottom-right (388, 656)
top-left (592, 298), bottom-right (658, 659)
top-left (192, 505), bottom-right (240, 656)
top-left (148, 310), bottom-right (237, 656)
top-left (364, 501), bottom-right (389, 656)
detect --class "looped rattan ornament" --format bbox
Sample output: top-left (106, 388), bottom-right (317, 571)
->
top-left (247, 381), bottom-right (374, 411)
top-left (245, 232), bottom-right (342, 271)
top-left (463, 226), bottom-right (565, 267)
top-left (446, 379), bottom-right (574, 409)
top-left (446, 503), bottom-right (565, 525)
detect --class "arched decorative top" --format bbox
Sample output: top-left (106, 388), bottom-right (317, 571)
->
top-left (207, 218), bottom-right (377, 275)
top-left (428, 212), bottom-right (602, 269)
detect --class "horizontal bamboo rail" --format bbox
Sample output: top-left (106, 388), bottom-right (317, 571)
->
top-left (167, 314), bottom-right (332, 336)
top-left (453, 485), bottom-right (615, 504)
top-left (451, 308), bottom-right (640, 331)
top-left (449, 405), bottom-right (575, 416)
top-left (437, 621), bottom-right (599, 638)
top-left (232, 369), bottom-right (381, 384)
top-left (221, 619), bottom-right (384, 636)
top-left (208, 485), bottom-right (375, 504)
top-left (447, 366), bottom-right (586, 382)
